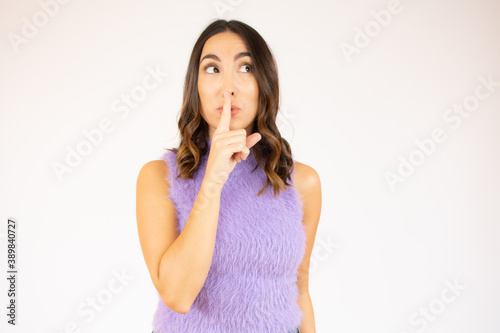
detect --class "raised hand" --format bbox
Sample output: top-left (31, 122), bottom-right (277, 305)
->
top-left (205, 90), bottom-right (262, 188)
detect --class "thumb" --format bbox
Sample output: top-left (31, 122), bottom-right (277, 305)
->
top-left (246, 132), bottom-right (262, 149)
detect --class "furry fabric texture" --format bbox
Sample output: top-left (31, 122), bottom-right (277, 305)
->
top-left (152, 139), bottom-right (307, 333)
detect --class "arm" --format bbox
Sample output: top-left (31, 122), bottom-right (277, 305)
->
top-left (136, 159), bottom-right (222, 314)
top-left (293, 161), bottom-right (322, 333)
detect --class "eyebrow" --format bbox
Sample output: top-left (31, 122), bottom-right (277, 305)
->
top-left (200, 52), bottom-right (251, 64)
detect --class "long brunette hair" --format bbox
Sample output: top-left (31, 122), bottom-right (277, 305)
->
top-left (167, 19), bottom-right (295, 197)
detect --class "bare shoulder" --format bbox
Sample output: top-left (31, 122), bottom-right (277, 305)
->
top-left (138, 159), bottom-right (168, 180)
top-left (137, 159), bottom-right (170, 193)
top-left (292, 160), bottom-right (321, 197)
top-left (136, 158), bottom-right (175, 222)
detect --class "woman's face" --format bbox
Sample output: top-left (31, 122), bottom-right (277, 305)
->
top-left (198, 31), bottom-right (259, 140)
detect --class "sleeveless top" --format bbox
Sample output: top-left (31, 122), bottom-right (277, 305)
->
top-left (152, 138), bottom-right (307, 333)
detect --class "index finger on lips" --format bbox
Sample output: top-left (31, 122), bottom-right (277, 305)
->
top-left (214, 90), bottom-right (232, 135)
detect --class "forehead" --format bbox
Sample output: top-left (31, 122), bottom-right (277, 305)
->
top-left (201, 32), bottom-right (248, 57)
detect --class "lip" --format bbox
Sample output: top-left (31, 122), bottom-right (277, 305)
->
top-left (217, 105), bottom-right (241, 115)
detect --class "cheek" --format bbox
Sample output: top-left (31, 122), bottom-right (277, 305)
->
top-left (197, 79), bottom-right (205, 99)
top-left (197, 78), bottom-right (210, 110)
top-left (198, 77), bottom-right (217, 102)
top-left (197, 84), bottom-right (213, 124)
top-left (248, 80), bottom-right (259, 108)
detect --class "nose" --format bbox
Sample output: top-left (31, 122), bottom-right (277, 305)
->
top-left (222, 71), bottom-right (236, 97)
top-left (222, 89), bottom-right (234, 98)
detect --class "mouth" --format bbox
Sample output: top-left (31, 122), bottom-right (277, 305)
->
top-left (217, 105), bottom-right (241, 115)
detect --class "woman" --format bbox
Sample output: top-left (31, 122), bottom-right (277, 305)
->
top-left (137, 19), bottom-right (321, 333)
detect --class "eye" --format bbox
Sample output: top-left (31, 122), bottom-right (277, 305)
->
top-left (203, 62), bottom-right (219, 74)
top-left (201, 62), bottom-right (253, 74)
top-left (239, 62), bottom-right (253, 73)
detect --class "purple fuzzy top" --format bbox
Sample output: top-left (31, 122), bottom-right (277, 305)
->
top-left (152, 138), bottom-right (307, 333)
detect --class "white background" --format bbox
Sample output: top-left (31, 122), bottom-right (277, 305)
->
top-left (1, 0), bottom-right (499, 332)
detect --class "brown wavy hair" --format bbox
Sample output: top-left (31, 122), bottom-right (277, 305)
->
top-left (166, 19), bottom-right (295, 197)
